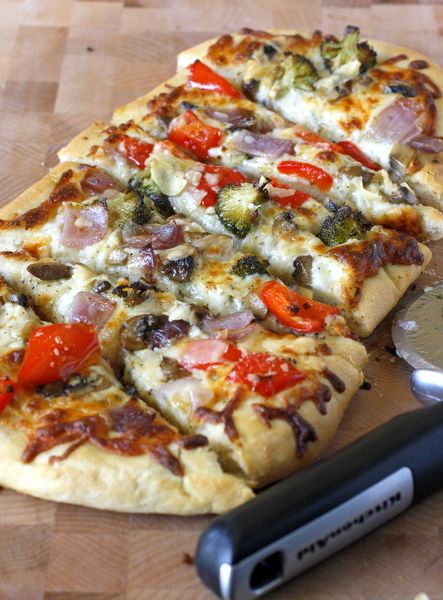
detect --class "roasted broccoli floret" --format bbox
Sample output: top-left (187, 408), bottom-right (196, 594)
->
top-left (318, 206), bottom-right (368, 246)
top-left (215, 183), bottom-right (266, 238)
top-left (321, 26), bottom-right (377, 74)
top-left (272, 53), bottom-right (319, 92)
top-left (129, 169), bottom-right (175, 218)
top-left (131, 195), bottom-right (152, 225)
top-left (231, 255), bottom-right (269, 278)
top-left (107, 192), bottom-right (152, 228)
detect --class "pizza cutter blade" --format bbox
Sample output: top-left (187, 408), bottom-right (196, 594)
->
top-left (195, 286), bottom-right (443, 600)
top-left (392, 280), bottom-right (443, 404)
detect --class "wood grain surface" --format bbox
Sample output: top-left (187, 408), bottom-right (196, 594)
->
top-left (1, 1), bottom-right (443, 598)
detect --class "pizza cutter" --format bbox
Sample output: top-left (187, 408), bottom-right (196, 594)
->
top-left (195, 283), bottom-right (443, 599)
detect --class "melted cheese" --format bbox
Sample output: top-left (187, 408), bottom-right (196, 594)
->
top-left (0, 302), bottom-right (43, 353)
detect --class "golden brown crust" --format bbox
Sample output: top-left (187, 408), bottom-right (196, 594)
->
top-left (112, 72), bottom-right (188, 125)
top-left (344, 243), bottom-right (431, 336)
top-left (58, 122), bottom-right (117, 169)
top-left (0, 425), bottom-right (253, 514)
top-left (0, 163), bottom-right (84, 221)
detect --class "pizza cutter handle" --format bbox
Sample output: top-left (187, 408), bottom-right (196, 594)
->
top-left (196, 399), bottom-right (443, 600)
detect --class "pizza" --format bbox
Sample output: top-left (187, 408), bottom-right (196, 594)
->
top-left (0, 26), bottom-right (440, 514)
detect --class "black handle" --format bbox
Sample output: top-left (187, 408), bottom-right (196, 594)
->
top-left (196, 400), bottom-right (443, 599)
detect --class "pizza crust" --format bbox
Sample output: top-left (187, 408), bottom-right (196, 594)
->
top-left (0, 425), bottom-right (253, 514)
top-left (112, 71), bottom-right (188, 125)
top-left (58, 123), bottom-right (117, 171)
top-left (345, 243), bottom-right (431, 336)
top-left (0, 162), bottom-right (82, 221)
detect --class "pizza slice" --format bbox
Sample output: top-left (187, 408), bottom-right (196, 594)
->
top-left (110, 69), bottom-right (443, 241)
top-left (0, 253), bottom-right (367, 488)
top-left (0, 277), bottom-right (253, 514)
top-left (176, 27), bottom-right (443, 212)
top-left (57, 123), bottom-right (430, 336)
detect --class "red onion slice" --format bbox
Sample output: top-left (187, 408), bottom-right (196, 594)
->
top-left (69, 292), bottom-right (116, 329)
top-left (367, 98), bottom-right (422, 145)
top-left (138, 246), bottom-right (157, 271)
top-left (201, 311), bottom-right (256, 339)
top-left (155, 376), bottom-right (213, 410)
top-left (232, 130), bottom-right (293, 157)
top-left (407, 134), bottom-right (443, 154)
top-left (123, 220), bottom-right (183, 250)
top-left (80, 168), bottom-right (123, 195)
top-left (61, 203), bottom-right (108, 248)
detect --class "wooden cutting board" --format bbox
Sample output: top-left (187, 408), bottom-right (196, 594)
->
top-left (1, 1), bottom-right (443, 598)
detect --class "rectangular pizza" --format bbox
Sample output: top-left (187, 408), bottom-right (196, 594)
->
top-left (0, 25), bottom-right (440, 515)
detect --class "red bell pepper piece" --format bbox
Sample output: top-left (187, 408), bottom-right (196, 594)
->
top-left (179, 339), bottom-right (242, 370)
top-left (258, 281), bottom-right (339, 333)
top-left (277, 160), bottom-right (333, 192)
top-left (228, 352), bottom-right (306, 397)
top-left (121, 136), bottom-right (154, 169)
top-left (293, 127), bottom-right (343, 153)
top-left (0, 376), bottom-right (14, 414)
top-left (336, 141), bottom-right (381, 171)
top-left (17, 323), bottom-right (101, 386)
top-left (268, 178), bottom-right (310, 209)
top-left (168, 110), bottom-right (223, 160)
top-left (187, 60), bottom-right (243, 99)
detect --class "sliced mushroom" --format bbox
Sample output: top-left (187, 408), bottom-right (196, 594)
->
top-left (389, 145), bottom-right (417, 182)
top-left (91, 279), bottom-right (112, 294)
top-left (388, 185), bottom-right (417, 205)
top-left (292, 255), bottom-right (313, 287)
top-left (385, 82), bottom-right (417, 98)
top-left (161, 357), bottom-right (189, 380)
top-left (27, 261), bottom-right (72, 281)
top-left (242, 78), bottom-right (259, 100)
top-left (242, 290), bottom-right (268, 320)
top-left (120, 314), bottom-right (190, 351)
top-left (339, 164), bottom-right (373, 186)
top-left (272, 211), bottom-right (299, 238)
top-left (161, 255), bottom-right (195, 282)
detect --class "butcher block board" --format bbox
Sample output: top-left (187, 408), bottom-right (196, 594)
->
top-left (2, 1), bottom-right (443, 599)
